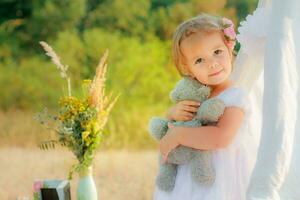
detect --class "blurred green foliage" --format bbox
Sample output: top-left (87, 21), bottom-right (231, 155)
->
top-left (0, 0), bottom-right (258, 149)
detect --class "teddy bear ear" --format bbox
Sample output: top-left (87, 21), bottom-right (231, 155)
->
top-left (169, 78), bottom-right (187, 102)
top-left (169, 89), bottom-right (178, 102)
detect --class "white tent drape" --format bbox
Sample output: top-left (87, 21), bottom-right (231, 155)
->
top-left (231, 0), bottom-right (300, 199)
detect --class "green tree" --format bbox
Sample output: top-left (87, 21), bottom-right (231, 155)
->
top-left (0, 0), bottom-right (32, 23)
top-left (0, 0), bottom-right (86, 57)
top-left (227, 0), bottom-right (258, 21)
top-left (84, 0), bottom-right (151, 38)
top-left (150, 2), bottom-right (194, 40)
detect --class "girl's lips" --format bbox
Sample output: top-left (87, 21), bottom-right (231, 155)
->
top-left (209, 69), bottom-right (223, 76)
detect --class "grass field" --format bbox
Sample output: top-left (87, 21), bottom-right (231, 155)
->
top-left (0, 147), bottom-right (158, 200)
top-left (0, 108), bottom-right (161, 199)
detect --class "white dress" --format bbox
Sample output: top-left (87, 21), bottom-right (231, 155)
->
top-left (154, 86), bottom-right (255, 200)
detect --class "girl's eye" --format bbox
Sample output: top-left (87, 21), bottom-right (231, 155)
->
top-left (214, 49), bottom-right (223, 55)
top-left (195, 58), bottom-right (203, 64)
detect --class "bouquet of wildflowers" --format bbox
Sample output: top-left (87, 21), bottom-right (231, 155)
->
top-left (34, 41), bottom-right (118, 179)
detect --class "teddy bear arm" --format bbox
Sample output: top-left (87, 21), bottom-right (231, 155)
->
top-left (148, 117), bottom-right (169, 140)
top-left (196, 98), bottom-right (225, 123)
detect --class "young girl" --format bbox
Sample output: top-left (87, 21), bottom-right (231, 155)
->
top-left (154, 14), bottom-right (253, 200)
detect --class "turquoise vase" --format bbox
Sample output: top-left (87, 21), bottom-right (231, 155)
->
top-left (77, 166), bottom-right (98, 200)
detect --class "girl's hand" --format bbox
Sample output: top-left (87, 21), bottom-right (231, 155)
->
top-left (166, 100), bottom-right (200, 121)
top-left (159, 123), bottom-right (180, 163)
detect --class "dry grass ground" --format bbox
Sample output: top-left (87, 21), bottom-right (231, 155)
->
top-left (0, 147), bottom-right (158, 200)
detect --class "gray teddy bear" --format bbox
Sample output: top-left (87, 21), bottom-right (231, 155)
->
top-left (148, 76), bottom-right (226, 191)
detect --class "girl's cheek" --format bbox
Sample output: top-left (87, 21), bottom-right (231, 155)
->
top-left (220, 56), bottom-right (230, 66)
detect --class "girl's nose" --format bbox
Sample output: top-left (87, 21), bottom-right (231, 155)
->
top-left (209, 62), bottom-right (218, 69)
top-left (207, 58), bottom-right (218, 69)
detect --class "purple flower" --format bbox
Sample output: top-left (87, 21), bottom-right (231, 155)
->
top-left (222, 18), bottom-right (237, 40)
top-left (33, 180), bottom-right (43, 192)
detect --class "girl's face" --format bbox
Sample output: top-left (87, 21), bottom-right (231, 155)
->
top-left (180, 31), bottom-right (233, 86)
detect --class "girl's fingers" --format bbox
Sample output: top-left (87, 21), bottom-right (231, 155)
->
top-left (182, 105), bottom-right (198, 113)
top-left (179, 110), bottom-right (193, 117)
top-left (181, 100), bottom-right (201, 107)
top-left (183, 111), bottom-right (194, 118)
top-left (179, 113), bottom-right (194, 121)
top-left (184, 116), bottom-right (194, 121)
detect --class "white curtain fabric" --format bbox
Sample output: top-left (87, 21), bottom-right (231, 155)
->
top-left (230, 0), bottom-right (300, 199)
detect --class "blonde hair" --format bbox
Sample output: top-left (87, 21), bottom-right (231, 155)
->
top-left (172, 13), bottom-right (231, 76)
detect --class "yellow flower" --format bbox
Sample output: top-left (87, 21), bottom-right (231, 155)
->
top-left (82, 131), bottom-right (90, 140)
top-left (91, 121), bottom-right (100, 134)
top-left (83, 79), bottom-right (92, 85)
top-left (85, 138), bottom-right (92, 146)
top-left (79, 106), bottom-right (85, 112)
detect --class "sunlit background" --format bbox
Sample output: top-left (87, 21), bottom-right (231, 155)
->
top-left (0, 0), bottom-right (257, 199)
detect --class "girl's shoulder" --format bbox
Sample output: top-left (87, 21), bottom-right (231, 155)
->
top-left (216, 85), bottom-right (249, 112)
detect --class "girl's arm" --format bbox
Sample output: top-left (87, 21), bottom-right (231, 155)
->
top-left (174, 107), bottom-right (245, 149)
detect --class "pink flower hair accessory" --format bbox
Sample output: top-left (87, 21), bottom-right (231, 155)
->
top-left (222, 17), bottom-right (236, 49)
